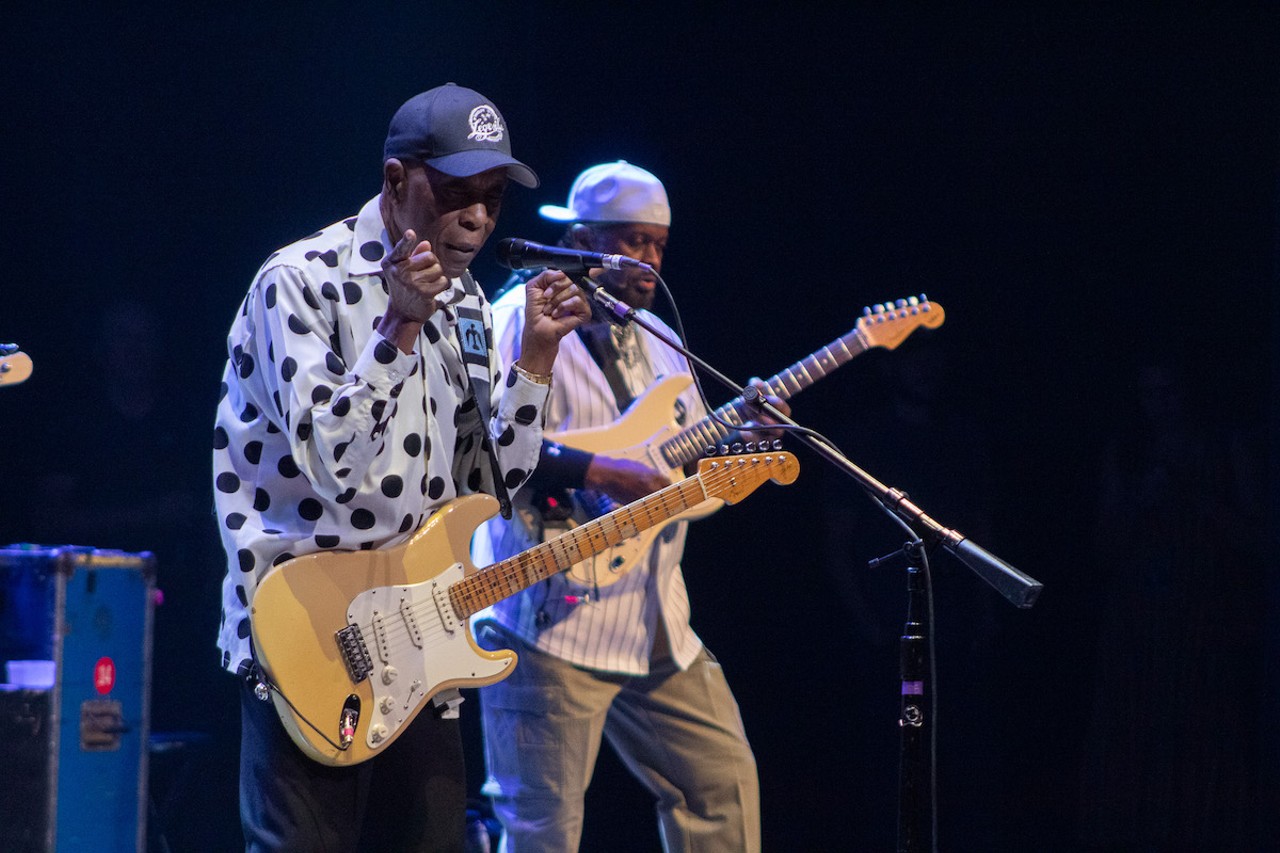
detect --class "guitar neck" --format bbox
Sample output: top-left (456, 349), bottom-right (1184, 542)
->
top-left (658, 326), bottom-right (869, 467)
top-left (451, 475), bottom-right (708, 615)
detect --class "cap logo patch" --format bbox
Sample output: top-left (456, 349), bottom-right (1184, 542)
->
top-left (467, 105), bottom-right (505, 143)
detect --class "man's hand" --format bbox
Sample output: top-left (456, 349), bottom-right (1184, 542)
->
top-left (518, 270), bottom-right (592, 375)
top-left (378, 229), bottom-right (449, 352)
top-left (585, 456), bottom-right (671, 505)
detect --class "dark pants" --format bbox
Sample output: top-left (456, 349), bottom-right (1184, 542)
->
top-left (239, 681), bottom-right (466, 852)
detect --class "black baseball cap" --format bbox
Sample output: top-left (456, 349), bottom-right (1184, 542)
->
top-left (383, 83), bottom-right (538, 188)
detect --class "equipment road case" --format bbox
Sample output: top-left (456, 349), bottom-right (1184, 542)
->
top-left (0, 545), bottom-right (155, 852)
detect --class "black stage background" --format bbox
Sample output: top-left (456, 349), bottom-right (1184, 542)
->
top-left (2, 4), bottom-right (1277, 851)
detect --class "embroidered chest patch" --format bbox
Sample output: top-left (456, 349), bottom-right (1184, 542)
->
top-left (456, 305), bottom-right (490, 368)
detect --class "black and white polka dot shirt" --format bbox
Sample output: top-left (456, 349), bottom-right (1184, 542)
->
top-left (212, 196), bottom-right (548, 677)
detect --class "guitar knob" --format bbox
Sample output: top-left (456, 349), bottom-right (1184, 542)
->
top-left (380, 696), bottom-right (396, 714)
top-left (369, 723), bottom-right (389, 744)
top-left (381, 665), bottom-right (398, 685)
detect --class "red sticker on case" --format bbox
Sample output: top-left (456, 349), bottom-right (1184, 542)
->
top-left (94, 657), bottom-right (116, 695)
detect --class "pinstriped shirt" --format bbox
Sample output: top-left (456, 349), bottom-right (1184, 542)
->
top-left (472, 282), bottom-right (706, 675)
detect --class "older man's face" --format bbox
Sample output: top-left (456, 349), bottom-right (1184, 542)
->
top-left (389, 162), bottom-right (508, 279)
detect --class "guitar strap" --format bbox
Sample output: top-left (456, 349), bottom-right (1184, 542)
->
top-left (442, 276), bottom-right (509, 712)
top-left (454, 271), bottom-right (512, 520)
top-left (576, 321), bottom-right (635, 413)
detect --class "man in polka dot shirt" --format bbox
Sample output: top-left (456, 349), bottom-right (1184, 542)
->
top-left (212, 83), bottom-right (589, 851)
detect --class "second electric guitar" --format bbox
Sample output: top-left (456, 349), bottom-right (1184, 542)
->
top-left (539, 296), bottom-right (944, 587)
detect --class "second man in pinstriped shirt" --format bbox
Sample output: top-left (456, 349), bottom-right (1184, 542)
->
top-left (472, 161), bottom-right (774, 852)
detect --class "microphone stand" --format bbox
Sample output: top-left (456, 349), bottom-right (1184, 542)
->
top-left (570, 274), bottom-right (1044, 852)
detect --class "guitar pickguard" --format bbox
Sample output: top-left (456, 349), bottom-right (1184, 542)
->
top-left (343, 562), bottom-right (511, 750)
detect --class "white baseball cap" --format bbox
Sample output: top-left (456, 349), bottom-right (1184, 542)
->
top-left (538, 160), bottom-right (671, 226)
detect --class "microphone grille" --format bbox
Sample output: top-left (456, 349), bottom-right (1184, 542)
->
top-left (495, 237), bottom-right (519, 268)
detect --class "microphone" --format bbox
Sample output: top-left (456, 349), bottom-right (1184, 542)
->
top-left (496, 238), bottom-right (653, 274)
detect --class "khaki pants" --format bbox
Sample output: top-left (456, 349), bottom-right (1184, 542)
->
top-left (478, 625), bottom-right (760, 853)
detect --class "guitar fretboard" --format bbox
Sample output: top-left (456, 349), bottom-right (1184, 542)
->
top-left (657, 326), bottom-right (869, 467)
top-left (450, 475), bottom-right (709, 616)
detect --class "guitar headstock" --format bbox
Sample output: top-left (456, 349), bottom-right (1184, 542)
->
top-left (0, 350), bottom-right (32, 387)
top-left (857, 296), bottom-right (945, 350)
top-left (697, 450), bottom-right (799, 504)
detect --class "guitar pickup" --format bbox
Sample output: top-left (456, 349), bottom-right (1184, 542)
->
top-left (401, 596), bottom-right (425, 647)
top-left (335, 623), bottom-right (373, 683)
top-left (431, 581), bottom-right (458, 635)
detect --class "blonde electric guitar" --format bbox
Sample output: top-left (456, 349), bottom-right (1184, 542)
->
top-left (251, 450), bottom-right (798, 766)
top-left (541, 296), bottom-right (944, 588)
top-left (0, 348), bottom-right (32, 387)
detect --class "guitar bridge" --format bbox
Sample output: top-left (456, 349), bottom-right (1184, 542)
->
top-left (335, 623), bottom-right (373, 683)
